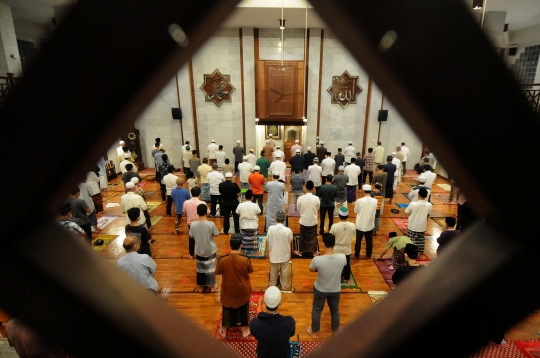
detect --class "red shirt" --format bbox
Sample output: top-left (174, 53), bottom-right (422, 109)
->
top-left (248, 173), bottom-right (266, 195)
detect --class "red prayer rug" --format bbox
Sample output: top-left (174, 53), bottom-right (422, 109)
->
top-left (137, 168), bottom-right (156, 176)
top-left (515, 340), bottom-right (540, 357)
top-left (470, 340), bottom-right (540, 358)
top-left (214, 293), bottom-right (264, 342)
top-left (222, 340), bottom-right (322, 357)
top-left (432, 193), bottom-right (458, 204)
top-left (287, 204), bottom-right (299, 217)
top-left (391, 217), bottom-right (431, 236)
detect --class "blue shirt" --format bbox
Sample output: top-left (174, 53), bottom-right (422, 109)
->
top-left (171, 187), bottom-right (191, 214)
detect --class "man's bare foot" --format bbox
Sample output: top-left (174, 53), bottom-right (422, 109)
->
top-left (210, 284), bottom-right (218, 293)
top-left (306, 326), bottom-right (318, 339)
top-left (293, 250), bottom-right (302, 256)
top-left (346, 279), bottom-right (353, 285)
top-left (333, 329), bottom-right (340, 336)
top-left (351, 254), bottom-right (358, 259)
top-left (241, 326), bottom-right (250, 338)
top-left (197, 286), bottom-right (204, 293)
top-left (255, 251), bottom-right (263, 256)
top-left (217, 326), bottom-right (227, 338)
top-left (313, 251), bottom-right (320, 256)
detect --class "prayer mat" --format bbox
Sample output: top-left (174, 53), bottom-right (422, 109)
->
top-left (145, 191), bottom-right (156, 197)
top-left (147, 202), bottom-right (161, 212)
top-left (416, 253), bottom-right (431, 262)
top-left (432, 193), bottom-right (458, 204)
top-left (150, 216), bottom-right (163, 226)
top-left (431, 217), bottom-right (447, 228)
top-left (214, 293), bottom-right (263, 341)
top-left (470, 340), bottom-right (540, 358)
top-left (396, 203), bottom-right (409, 208)
top-left (222, 341), bottom-right (322, 358)
top-left (91, 234), bottom-right (119, 252)
top-left (138, 182), bottom-right (148, 188)
top-left (145, 175), bottom-right (156, 181)
top-left (137, 168), bottom-right (156, 176)
top-left (391, 217), bottom-right (431, 236)
top-left (287, 204), bottom-right (299, 217)
top-left (101, 191), bottom-right (120, 201)
top-left (341, 271), bottom-right (360, 290)
top-left (373, 258), bottom-right (396, 290)
top-left (368, 290), bottom-right (389, 306)
top-left (407, 184), bottom-right (417, 189)
top-left (402, 193), bottom-right (410, 201)
top-left (243, 235), bottom-right (267, 259)
top-left (107, 183), bottom-right (120, 188)
top-left (96, 215), bottom-right (120, 230)
top-left (436, 183), bottom-right (452, 191)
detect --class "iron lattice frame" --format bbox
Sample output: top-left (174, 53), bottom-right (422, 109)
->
top-left (1, 0), bottom-right (539, 357)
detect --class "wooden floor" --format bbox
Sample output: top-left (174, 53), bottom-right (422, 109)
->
top-left (93, 170), bottom-right (540, 346)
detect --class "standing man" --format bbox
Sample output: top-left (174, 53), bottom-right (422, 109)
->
top-left (437, 217), bottom-right (460, 254)
top-left (247, 149), bottom-right (257, 168)
top-left (371, 182), bottom-right (385, 236)
top-left (332, 166), bottom-right (349, 215)
top-left (290, 168), bottom-right (305, 207)
top-left (307, 157), bottom-right (323, 195)
top-left (189, 150), bottom-right (201, 181)
top-left (116, 140), bottom-right (126, 157)
top-left (121, 164), bottom-right (141, 190)
top-left (330, 207), bottom-right (356, 285)
top-left (248, 165), bottom-right (266, 215)
top-left (158, 154), bottom-right (174, 203)
top-left (306, 233), bottom-right (346, 338)
top-left (289, 149), bottom-right (305, 174)
top-left (78, 180), bottom-right (100, 235)
top-left (265, 172), bottom-right (285, 231)
top-left (405, 188), bottom-right (432, 255)
top-left (233, 140), bottom-right (245, 173)
top-left (121, 182), bottom-right (148, 228)
top-left (267, 211), bottom-right (293, 290)
top-left (182, 187), bottom-right (210, 258)
top-left (181, 140), bottom-right (192, 177)
top-left (355, 152), bottom-right (365, 189)
top-left (117, 235), bottom-right (158, 291)
top-left (222, 158), bottom-right (235, 176)
top-left (344, 157), bottom-right (360, 203)
top-left (238, 156), bottom-right (254, 189)
top-left (383, 156), bottom-right (396, 203)
top-left (303, 146), bottom-right (316, 180)
top-left (207, 163), bottom-right (225, 217)
top-left (171, 177), bottom-right (191, 234)
top-left (120, 153), bottom-right (136, 174)
top-left (353, 184), bottom-right (378, 259)
top-left (263, 140), bottom-right (275, 164)
top-left (295, 181), bottom-right (320, 256)
top-left (422, 164), bottom-right (437, 189)
top-left (362, 147), bottom-right (375, 184)
top-left (68, 187), bottom-right (92, 243)
top-left (197, 158), bottom-right (213, 203)
top-left (219, 172), bottom-right (241, 235)
top-left (316, 141), bottom-right (327, 164)
top-left (409, 174), bottom-right (431, 202)
top-left (273, 145), bottom-right (285, 163)
top-left (215, 234), bottom-right (253, 339)
top-left (321, 152), bottom-right (336, 178)
top-left (269, 153), bottom-right (286, 181)
top-left (334, 148), bottom-right (345, 173)
top-left (391, 151), bottom-right (402, 190)
top-left (373, 141), bottom-right (385, 168)
top-left (125, 207), bottom-right (152, 256)
top-left (250, 286), bottom-right (296, 358)
top-left (373, 165), bottom-right (388, 189)
top-left (215, 145), bottom-right (226, 170)
top-left (318, 175), bottom-right (337, 235)
top-left (343, 141), bottom-right (355, 166)
top-left (163, 166), bottom-right (179, 217)
top-left (207, 139), bottom-right (219, 166)
top-left (400, 142), bottom-right (409, 175)
top-left (290, 139), bottom-right (302, 157)
top-left (256, 150), bottom-right (270, 181)
top-left (267, 133), bottom-right (276, 148)
top-left (236, 190), bottom-right (262, 253)
top-left (154, 148), bottom-right (165, 183)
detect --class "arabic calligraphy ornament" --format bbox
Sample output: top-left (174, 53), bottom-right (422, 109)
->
top-left (200, 69), bottom-right (236, 107)
top-left (327, 70), bottom-right (363, 109)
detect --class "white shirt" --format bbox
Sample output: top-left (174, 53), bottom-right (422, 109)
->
top-left (267, 223), bottom-right (293, 263)
top-left (344, 164), bottom-right (360, 185)
top-left (297, 192), bottom-right (320, 226)
top-left (401, 145), bottom-right (409, 162)
top-left (392, 158), bottom-right (401, 181)
top-left (238, 161), bottom-right (254, 183)
top-left (307, 164), bottom-right (323, 187)
top-left (373, 146), bottom-right (385, 163)
top-left (207, 143), bottom-right (219, 159)
top-left (409, 186), bottom-right (431, 202)
top-left (269, 160), bottom-right (286, 180)
top-left (423, 170), bottom-right (436, 189)
top-left (273, 150), bottom-right (285, 162)
top-left (120, 159), bottom-right (138, 174)
top-left (290, 144), bottom-right (302, 157)
top-left (405, 200), bottom-right (433, 232)
top-left (215, 151), bottom-right (226, 167)
top-left (343, 146), bottom-right (356, 163)
top-left (117, 252), bottom-right (158, 291)
top-left (354, 195), bottom-right (378, 231)
top-left (121, 192), bottom-right (147, 225)
top-left (247, 153), bottom-right (257, 168)
top-left (236, 201), bottom-right (261, 229)
top-left (207, 171), bottom-right (225, 195)
top-left (116, 145), bottom-right (124, 157)
top-left (330, 221), bottom-right (356, 255)
top-left (181, 145), bottom-right (192, 168)
top-left (163, 173), bottom-right (178, 195)
top-left (321, 158), bottom-right (336, 176)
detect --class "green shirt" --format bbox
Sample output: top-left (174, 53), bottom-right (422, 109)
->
top-left (386, 235), bottom-right (413, 250)
top-left (256, 157), bottom-right (270, 178)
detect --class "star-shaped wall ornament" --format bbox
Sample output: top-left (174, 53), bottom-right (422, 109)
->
top-left (199, 69), bottom-right (236, 107)
top-left (327, 70), bottom-right (363, 108)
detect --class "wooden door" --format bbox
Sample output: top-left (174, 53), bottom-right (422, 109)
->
top-left (283, 126), bottom-right (302, 162)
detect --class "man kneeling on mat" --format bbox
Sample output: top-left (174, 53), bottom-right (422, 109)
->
top-left (215, 234), bottom-right (254, 338)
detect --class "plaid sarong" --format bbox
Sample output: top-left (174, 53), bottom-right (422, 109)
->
top-left (196, 253), bottom-right (217, 286)
top-left (240, 228), bottom-right (258, 251)
top-left (406, 228), bottom-right (425, 254)
top-left (222, 302), bottom-right (249, 327)
top-left (299, 224), bottom-right (318, 252)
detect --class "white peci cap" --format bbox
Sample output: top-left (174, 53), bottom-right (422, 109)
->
top-left (124, 154), bottom-right (131, 159)
top-left (243, 156), bottom-right (248, 160)
top-left (264, 286), bottom-right (282, 309)
top-left (130, 177), bottom-right (140, 184)
top-left (211, 139), bottom-right (216, 143)
top-left (362, 184), bottom-right (372, 191)
top-left (119, 140), bottom-right (125, 145)
top-left (307, 146), bottom-right (312, 151)
top-left (126, 182), bottom-right (135, 189)
top-left (320, 140), bottom-right (324, 144)
top-left (295, 140), bottom-right (299, 143)
top-left (296, 149), bottom-right (301, 153)
top-left (225, 172), bottom-right (233, 178)
top-left (254, 165), bottom-right (260, 171)
top-left (236, 140), bottom-right (241, 143)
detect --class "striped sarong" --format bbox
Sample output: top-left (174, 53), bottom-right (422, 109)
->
top-left (196, 253), bottom-right (217, 286)
top-left (299, 224), bottom-right (318, 252)
top-left (406, 228), bottom-right (425, 254)
top-left (201, 183), bottom-right (211, 202)
top-left (346, 185), bottom-right (357, 203)
top-left (240, 228), bottom-right (258, 251)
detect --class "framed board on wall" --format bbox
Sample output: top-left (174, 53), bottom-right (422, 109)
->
top-left (265, 125), bottom-right (281, 140)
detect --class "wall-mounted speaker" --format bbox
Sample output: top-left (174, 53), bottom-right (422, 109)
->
top-left (378, 110), bottom-right (388, 121)
top-left (172, 108), bottom-right (183, 120)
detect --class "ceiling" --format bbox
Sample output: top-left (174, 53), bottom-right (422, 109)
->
top-left (2, 0), bottom-right (540, 32)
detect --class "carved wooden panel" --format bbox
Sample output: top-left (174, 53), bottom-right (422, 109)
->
top-left (256, 60), bottom-right (304, 124)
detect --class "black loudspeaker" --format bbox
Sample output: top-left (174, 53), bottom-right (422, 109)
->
top-left (378, 109), bottom-right (388, 121)
top-left (172, 108), bottom-right (183, 120)
top-left (509, 48), bottom-right (517, 56)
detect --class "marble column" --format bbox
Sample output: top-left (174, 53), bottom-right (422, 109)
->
top-left (0, 4), bottom-right (23, 76)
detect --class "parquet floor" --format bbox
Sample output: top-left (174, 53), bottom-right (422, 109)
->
top-left (93, 170), bottom-right (540, 347)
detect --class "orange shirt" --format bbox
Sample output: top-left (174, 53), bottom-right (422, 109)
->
top-left (248, 173), bottom-right (266, 195)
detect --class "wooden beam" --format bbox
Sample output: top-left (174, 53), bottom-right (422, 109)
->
top-left (188, 58), bottom-right (200, 154)
top-left (316, 30), bottom-right (324, 137)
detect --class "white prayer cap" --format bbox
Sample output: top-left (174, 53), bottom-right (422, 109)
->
top-left (243, 156), bottom-right (248, 160)
top-left (348, 141), bottom-right (352, 144)
top-left (296, 149), bottom-right (300, 153)
top-left (276, 145), bottom-right (281, 148)
top-left (124, 154), bottom-right (131, 159)
top-left (264, 286), bottom-right (281, 309)
top-left (225, 172), bottom-right (233, 178)
top-left (313, 157), bottom-right (319, 162)
top-left (272, 171), bottom-right (280, 176)
top-left (320, 140), bottom-right (324, 144)
top-left (211, 139), bottom-right (216, 142)
top-left (254, 165), bottom-right (260, 171)
top-left (250, 149), bottom-right (254, 152)
top-left (119, 140), bottom-right (125, 145)
top-left (269, 134), bottom-right (273, 137)
top-left (418, 174), bottom-right (427, 183)
top-left (362, 184), bottom-right (372, 191)
top-left (236, 140), bottom-right (241, 143)
top-left (338, 166), bottom-right (345, 171)
top-left (130, 177), bottom-right (140, 184)
top-left (391, 152), bottom-right (396, 155)
top-left (307, 146), bottom-right (312, 151)
top-left (295, 140), bottom-right (299, 143)
top-left (276, 153), bottom-right (282, 158)
top-left (126, 182), bottom-right (135, 189)
top-left (266, 139), bottom-right (270, 143)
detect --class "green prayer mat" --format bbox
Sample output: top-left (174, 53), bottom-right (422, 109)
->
top-left (92, 235), bottom-right (119, 251)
